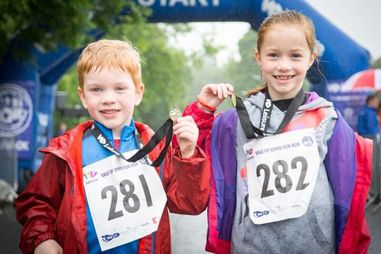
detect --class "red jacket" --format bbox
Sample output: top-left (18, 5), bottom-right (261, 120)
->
top-left (16, 121), bottom-right (210, 254)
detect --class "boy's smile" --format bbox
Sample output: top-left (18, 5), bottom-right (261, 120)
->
top-left (78, 68), bottom-right (144, 138)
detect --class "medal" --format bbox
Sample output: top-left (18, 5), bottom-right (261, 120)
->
top-left (231, 93), bottom-right (237, 108)
top-left (169, 107), bottom-right (182, 122)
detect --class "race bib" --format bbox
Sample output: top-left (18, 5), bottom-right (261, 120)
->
top-left (83, 150), bottom-right (167, 251)
top-left (243, 128), bottom-right (320, 224)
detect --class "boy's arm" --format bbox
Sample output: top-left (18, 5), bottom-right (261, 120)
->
top-left (181, 102), bottom-right (215, 151)
top-left (15, 153), bottom-right (65, 254)
top-left (164, 116), bottom-right (210, 214)
top-left (163, 145), bottom-right (210, 214)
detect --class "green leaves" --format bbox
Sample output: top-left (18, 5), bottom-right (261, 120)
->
top-left (0, 0), bottom-right (146, 59)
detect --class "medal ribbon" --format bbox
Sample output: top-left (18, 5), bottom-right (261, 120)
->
top-left (91, 114), bottom-right (177, 167)
top-left (232, 88), bottom-right (305, 139)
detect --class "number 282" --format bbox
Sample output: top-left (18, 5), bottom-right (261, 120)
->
top-left (256, 156), bottom-right (310, 198)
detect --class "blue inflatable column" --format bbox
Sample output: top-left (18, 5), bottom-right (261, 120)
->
top-left (0, 54), bottom-right (40, 189)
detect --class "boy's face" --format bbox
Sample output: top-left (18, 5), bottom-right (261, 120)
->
top-left (78, 68), bottom-right (144, 138)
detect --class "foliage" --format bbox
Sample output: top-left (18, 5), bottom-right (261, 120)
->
top-left (112, 23), bottom-right (192, 129)
top-left (373, 57), bottom-right (381, 69)
top-left (0, 0), bottom-right (147, 59)
top-left (223, 29), bottom-right (262, 97)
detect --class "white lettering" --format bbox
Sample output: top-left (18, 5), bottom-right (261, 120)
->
top-left (138, 0), bottom-right (155, 7)
top-left (197, 0), bottom-right (208, 6)
top-left (16, 140), bottom-right (29, 151)
top-left (261, 0), bottom-right (283, 16)
top-left (0, 107), bottom-right (27, 125)
top-left (137, 0), bottom-right (219, 7)
top-left (260, 108), bottom-right (270, 131)
top-left (169, 0), bottom-right (189, 7)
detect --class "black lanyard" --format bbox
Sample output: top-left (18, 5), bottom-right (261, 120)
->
top-left (234, 88), bottom-right (305, 139)
top-left (91, 118), bottom-right (174, 167)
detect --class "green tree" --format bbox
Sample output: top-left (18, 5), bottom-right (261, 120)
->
top-left (0, 0), bottom-right (147, 59)
top-left (224, 29), bottom-right (261, 97)
top-left (373, 57), bottom-right (381, 69)
top-left (112, 23), bottom-right (192, 129)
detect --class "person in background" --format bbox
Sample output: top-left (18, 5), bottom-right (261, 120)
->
top-left (357, 94), bottom-right (381, 205)
top-left (15, 39), bottom-right (210, 254)
top-left (55, 122), bottom-right (68, 136)
top-left (357, 94), bottom-right (380, 138)
top-left (377, 102), bottom-right (381, 131)
top-left (183, 10), bottom-right (372, 254)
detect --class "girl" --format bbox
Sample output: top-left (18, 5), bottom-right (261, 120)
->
top-left (184, 10), bottom-right (372, 254)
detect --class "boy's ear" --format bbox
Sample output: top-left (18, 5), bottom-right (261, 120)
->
top-left (255, 51), bottom-right (261, 66)
top-left (78, 86), bottom-right (88, 109)
top-left (134, 83), bottom-right (145, 106)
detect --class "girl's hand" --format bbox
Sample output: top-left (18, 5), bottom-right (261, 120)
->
top-left (34, 239), bottom-right (63, 254)
top-left (173, 116), bottom-right (198, 159)
top-left (197, 83), bottom-right (234, 112)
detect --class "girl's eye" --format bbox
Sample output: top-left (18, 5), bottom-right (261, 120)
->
top-left (291, 53), bottom-right (302, 59)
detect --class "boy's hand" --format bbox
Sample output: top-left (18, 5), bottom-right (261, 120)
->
top-left (34, 239), bottom-right (63, 254)
top-left (197, 83), bottom-right (234, 112)
top-left (173, 116), bottom-right (198, 159)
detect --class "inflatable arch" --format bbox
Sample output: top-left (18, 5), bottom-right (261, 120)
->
top-left (0, 0), bottom-right (371, 183)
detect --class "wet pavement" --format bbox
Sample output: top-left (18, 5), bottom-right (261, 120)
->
top-left (170, 205), bottom-right (381, 254)
top-left (1, 203), bottom-right (379, 253)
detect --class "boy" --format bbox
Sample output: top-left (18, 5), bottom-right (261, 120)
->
top-left (15, 39), bottom-right (210, 254)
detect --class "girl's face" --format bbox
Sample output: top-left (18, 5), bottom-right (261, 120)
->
top-left (78, 68), bottom-right (144, 138)
top-left (256, 24), bottom-right (316, 100)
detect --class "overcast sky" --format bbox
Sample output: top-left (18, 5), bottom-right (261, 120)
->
top-left (176, 0), bottom-right (381, 64)
top-left (305, 0), bottom-right (381, 60)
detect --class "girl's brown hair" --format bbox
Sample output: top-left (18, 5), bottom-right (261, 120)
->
top-left (246, 10), bottom-right (317, 97)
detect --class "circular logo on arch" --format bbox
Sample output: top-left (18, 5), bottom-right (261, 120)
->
top-left (0, 84), bottom-right (33, 137)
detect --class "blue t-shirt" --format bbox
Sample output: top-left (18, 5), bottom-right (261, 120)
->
top-left (83, 120), bottom-right (139, 254)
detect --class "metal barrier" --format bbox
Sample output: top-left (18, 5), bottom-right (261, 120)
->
top-left (0, 136), bottom-right (18, 192)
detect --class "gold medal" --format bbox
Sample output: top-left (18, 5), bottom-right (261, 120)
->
top-left (231, 93), bottom-right (237, 108)
top-left (169, 107), bottom-right (182, 122)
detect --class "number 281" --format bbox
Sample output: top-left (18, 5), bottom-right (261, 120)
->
top-left (101, 174), bottom-right (153, 221)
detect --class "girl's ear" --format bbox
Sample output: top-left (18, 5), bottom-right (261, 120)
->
top-left (309, 52), bottom-right (317, 68)
top-left (134, 83), bottom-right (145, 106)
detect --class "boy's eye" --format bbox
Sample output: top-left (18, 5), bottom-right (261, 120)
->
top-left (267, 53), bottom-right (278, 58)
top-left (116, 86), bottom-right (127, 92)
top-left (90, 87), bottom-right (102, 92)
